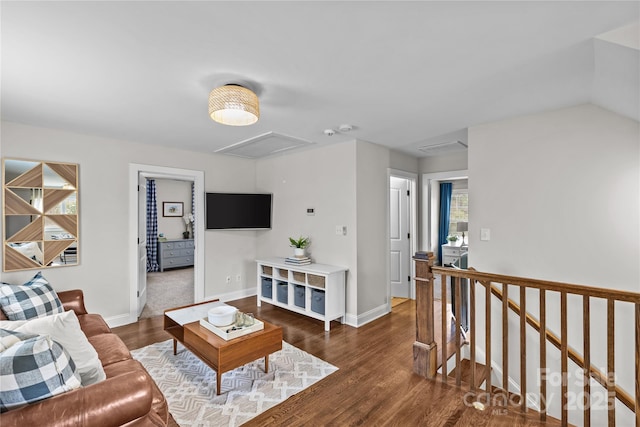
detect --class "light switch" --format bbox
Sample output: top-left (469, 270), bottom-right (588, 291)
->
top-left (480, 228), bottom-right (491, 241)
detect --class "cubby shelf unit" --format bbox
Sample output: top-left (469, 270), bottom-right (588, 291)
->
top-left (256, 257), bottom-right (347, 331)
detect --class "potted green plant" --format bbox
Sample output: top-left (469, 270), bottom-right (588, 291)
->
top-left (289, 236), bottom-right (310, 257)
top-left (447, 235), bottom-right (459, 244)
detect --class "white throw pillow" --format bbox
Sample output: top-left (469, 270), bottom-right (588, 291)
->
top-left (0, 310), bottom-right (106, 386)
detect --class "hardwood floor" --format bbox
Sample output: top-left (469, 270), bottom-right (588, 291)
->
top-left (391, 296), bottom-right (410, 308)
top-left (113, 296), bottom-right (560, 427)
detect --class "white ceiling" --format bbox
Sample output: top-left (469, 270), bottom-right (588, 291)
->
top-left (2, 1), bottom-right (638, 158)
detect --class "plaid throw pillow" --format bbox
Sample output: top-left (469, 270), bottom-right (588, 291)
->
top-left (0, 272), bottom-right (64, 321)
top-left (0, 329), bottom-right (81, 412)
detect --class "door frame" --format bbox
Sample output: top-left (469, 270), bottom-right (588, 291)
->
top-left (421, 169), bottom-right (468, 263)
top-left (137, 173), bottom-right (148, 317)
top-left (128, 163), bottom-right (205, 324)
top-left (387, 168), bottom-right (418, 310)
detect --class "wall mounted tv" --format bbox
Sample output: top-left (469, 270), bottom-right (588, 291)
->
top-left (206, 193), bottom-right (272, 230)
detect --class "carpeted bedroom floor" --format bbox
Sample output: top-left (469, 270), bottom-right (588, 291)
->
top-left (140, 267), bottom-right (194, 319)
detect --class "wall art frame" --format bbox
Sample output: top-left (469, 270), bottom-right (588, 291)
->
top-left (162, 201), bottom-right (183, 217)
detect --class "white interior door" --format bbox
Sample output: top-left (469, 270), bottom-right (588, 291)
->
top-left (137, 174), bottom-right (148, 316)
top-left (390, 177), bottom-right (410, 298)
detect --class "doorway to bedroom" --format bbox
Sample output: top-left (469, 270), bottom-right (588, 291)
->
top-left (140, 178), bottom-right (195, 318)
top-left (128, 164), bottom-right (205, 323)
top-left (422, 169), bottom-right (469, 270)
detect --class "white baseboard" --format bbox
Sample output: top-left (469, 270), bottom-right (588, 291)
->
top-left (344, 303), bottom-right (389, 328)
top-left (105, 313), bottom-right (136, 328)
top-left (206, 287), bottom-right (257, 304)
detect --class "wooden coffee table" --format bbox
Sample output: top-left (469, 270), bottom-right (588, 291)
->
top-left (163, 300), bottom-right (283, 395)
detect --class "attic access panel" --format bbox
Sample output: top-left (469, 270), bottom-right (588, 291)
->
top-left (418, 140), bottom-right (468, 156)
top-left (215, 131), bottom-right (314, 159)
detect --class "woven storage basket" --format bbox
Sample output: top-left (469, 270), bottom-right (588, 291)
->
top-left (278, 269), bottom-right (288, 279)
top-left (262, 266), bottom-right (273, 275)
top-left (307, 274), bottom-right (325, 289)
top-left (292, 271), bottom-right (305, 283)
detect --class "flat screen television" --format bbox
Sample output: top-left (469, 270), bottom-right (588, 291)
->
top-left (206, 193), bottom-right (272, 230)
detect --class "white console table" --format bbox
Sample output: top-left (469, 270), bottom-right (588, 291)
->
top-left (441, 244), bottom-right (468, 267)
top-left (256, 257), bottom-right (347, 331)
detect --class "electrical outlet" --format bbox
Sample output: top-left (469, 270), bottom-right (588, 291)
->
top-left (225, 276), bottom-right (231, 283)
top-left (236, 274), bottom-right (241, 283)
top-left (336, 226), bottom-right (342, 235)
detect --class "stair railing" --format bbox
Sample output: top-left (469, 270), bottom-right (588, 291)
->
top-left (413, 252), bottom-right (640, 426)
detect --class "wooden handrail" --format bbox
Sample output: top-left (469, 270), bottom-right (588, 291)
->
top-left (488, 281), bottom-right (635, 412)
top-left (414, 256), bottom-right (640, 426)
top-left (430, 266), bottom-right (640, 304)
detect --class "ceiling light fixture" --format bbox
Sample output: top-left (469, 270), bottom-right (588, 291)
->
top-left (208, 84), bottom-right (259, 126)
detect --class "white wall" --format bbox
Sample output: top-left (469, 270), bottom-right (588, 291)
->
top-left (0, 121), bottom-right (257, 319)
top-left (389, 150), bottom-right (419, 173)
top-left (155, 179), bottom-right (192, 240)
top-left (468, 104), bottom-right (639, 425)
top-left (469, 104), bottom-right (639, 288)
top-left (420, 150), bottom-right (468, 174)
top-left (355, 140), bottom-right (390, 315)
top-left (593, 25), bottom-right (640, 123)
top-left (255, 139), bottom-right (405, 324)
top-left (0, 122), bottom-right (421, 327)
top-left (255, 142), bottom-right (358, 319)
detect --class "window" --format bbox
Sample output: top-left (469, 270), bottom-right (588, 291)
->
top-left (448, 189), bottom-right (468, 238)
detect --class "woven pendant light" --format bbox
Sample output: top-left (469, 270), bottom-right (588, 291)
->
top-left (208, 84), bottom-right (259, 126)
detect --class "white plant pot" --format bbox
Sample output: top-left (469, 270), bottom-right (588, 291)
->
top-left (294, 248), bottom-right (305, 257)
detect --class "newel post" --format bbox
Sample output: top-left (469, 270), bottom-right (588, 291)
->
top-left (413, 252), bottom-right (437, 379)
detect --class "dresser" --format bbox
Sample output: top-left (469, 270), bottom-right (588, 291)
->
top-left (158, 239), bottom-right (194, 272)
top-left (441, 244), bottom-right (468, 267)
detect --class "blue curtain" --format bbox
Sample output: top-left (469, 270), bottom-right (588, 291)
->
top-left (438, 182), bottom-right (453, 265)
top-left (146, 179), bottom-right (159, 272)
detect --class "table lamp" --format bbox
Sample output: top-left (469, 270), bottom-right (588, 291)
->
top-left (456, 222), bottom-right (468, 245)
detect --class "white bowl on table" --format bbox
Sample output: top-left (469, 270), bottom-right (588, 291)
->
top-left (207, 305), bottom-right (237, 326)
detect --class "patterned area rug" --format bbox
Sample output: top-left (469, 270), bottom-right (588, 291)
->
top-left (131, 340), bottom-right (338, 426)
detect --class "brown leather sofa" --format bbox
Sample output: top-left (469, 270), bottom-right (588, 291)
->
top-left (0, 290), bottom-right (169, 426)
